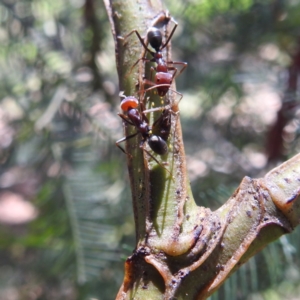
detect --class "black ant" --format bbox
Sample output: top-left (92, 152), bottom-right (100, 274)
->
top-left (116, 95), bottom-right (177, 177)
top-left (122, 12), bottom-right (187, 99)
top-left (116, 96), bottom-right (169, 156)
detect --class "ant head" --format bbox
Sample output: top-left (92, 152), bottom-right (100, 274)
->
top-left (120, 96), bottom-right (139, 111)
top-left (155, 72), bottom-right (172, 96)
top-left (156, 72), bottom-right (173, 84)
top-left (147, 27), bottom-right (162, 52)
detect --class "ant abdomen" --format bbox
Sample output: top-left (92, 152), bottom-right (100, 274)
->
top-left (147, 27), bottom-right (162, 51)
top-left (148, 135), bottom-right (168, 155)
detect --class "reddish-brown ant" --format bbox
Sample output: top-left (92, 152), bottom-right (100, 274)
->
top-left (116, 96), bottom-right (169, 158)
top-left (122, 12), bottom-right (187, 99)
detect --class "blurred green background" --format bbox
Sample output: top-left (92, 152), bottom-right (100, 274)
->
top-left (1, 0), bottom-right (300, 299)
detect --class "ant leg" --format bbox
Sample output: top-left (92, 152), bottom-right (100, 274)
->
top-left (125, 57), bottom-right (152, 78)
top-left (139, 80), bottom-right (173, 113)
top-left (118, 113), bottom-right (135, 126)
top-left (167, 67), bottom-right (177, 80)
top-left (168, 88), bottom-right (183, 106)
top-left (139, 70), bottom-right (156, 94)
top-left (141, 84), bottom-right (182, 110)
top-left (167, 61), bottom-right (187, 79)
top-left (116, 132), bottom-right (139, 154)
top-left (123, 29), bottom-right (152, 55)
top-left (143, 82), bottom-right (172, 108)
top-left (132, 57), bottom-right (152, 73)
top-left (138, 76), bottom-right (152, 99)
top-left (141, 146), bottom-right (174, 179)
top-left (161, 19), bottom-right (178, 50)
top-left (121, 29), bottom-right (156, 77)
top-left (143, 104), bottom-right (171, 115)
top-left (143, 79), bottom-right (171, 93)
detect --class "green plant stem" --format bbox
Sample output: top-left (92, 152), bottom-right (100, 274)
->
top-left (105, 1), bottom-right (300, 299)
